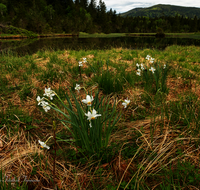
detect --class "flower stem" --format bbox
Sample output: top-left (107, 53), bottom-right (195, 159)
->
top-left (79, 66), bottom-right (82, 78)
top-left (44, 136), bottom-right (53, 144)
top-left (53, 121), bottom-right (57, 189)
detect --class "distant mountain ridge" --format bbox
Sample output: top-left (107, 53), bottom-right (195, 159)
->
top-left (120, 4), bottom-right (200, 18)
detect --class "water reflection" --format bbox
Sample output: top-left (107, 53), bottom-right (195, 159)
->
top-left (1, 36), bottom-right (200, 56)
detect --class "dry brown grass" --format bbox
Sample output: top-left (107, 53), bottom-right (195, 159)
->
top-left (109, 118), bottom-right (200, 190)
top-left (0, 127), bottom-right (95, 189)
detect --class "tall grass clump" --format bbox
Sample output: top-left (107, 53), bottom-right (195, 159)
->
top-left (164, 92), bottom-right (200, 135)
top-left (97, 70), bottom-right (124, 94)
top-left (94, 59), bottom-right (124, 94)
top-left (120, 67), bottom-right (135, 87)
top-left (136, 55), bottom-right (169, 94)
top-left (38, 69), bottom-right (63, 84)
top-left (18, 83), bottom-right (33, 101)
top-left (0, 77), bottom-right (8, 93)
top-left (36, 87), bottom-right (121, 156)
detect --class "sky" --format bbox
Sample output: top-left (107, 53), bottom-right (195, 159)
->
top-left (102, 0), bottom-right (200, 13)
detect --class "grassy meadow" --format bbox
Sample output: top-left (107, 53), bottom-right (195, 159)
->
top-left (0, 45), bottom-right (200, 189)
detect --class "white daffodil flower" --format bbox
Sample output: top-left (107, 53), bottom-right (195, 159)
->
top-left (38, 140), bottom-right (50, 149)
top-left (140, 63), bottom-right (145, 70)
top-left (36, 96), bottom-right (44, 105)
top-left (149, 67), bottom-right (156, 74)
top-left (150, 58), bottom-right (155, 63)
top-left (41, 101), bottom-right (51, 112)
top-left (146, 55), bottom-right (151, 60)
top-left (79, 61), bottom-right (83, 67)
top-left (85, 109), bottom-right (101, 128)
top-left (75, 84), bottom-right (81, 92)
top-left (85, 109), bottom-right (101, 121)
top-left (136, 68), bottom-right (141, 76)
top-left (83, 58), bottom-right (87, 63)
top-left (136, 71), bottom-right (141, 76)
top-left (122, 98), bottom-right (130, 108)
top-left (82, 95), bottom-right (94, 106)
top-left (163, 64), bottom-right (166, 69)
top-left (43, 88), bottom-right (55, 100)
top-left (136, 63), bottom-right (140, 68)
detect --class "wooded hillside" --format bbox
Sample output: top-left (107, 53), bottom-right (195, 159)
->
top-left (0, 1), bottom-right (200, 34)
top-left (121, 4), bottom-right (200, 18)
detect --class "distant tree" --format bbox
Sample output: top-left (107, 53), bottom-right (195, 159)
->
top-left (75, 0), bottom-right (79, 6)
top-left (44, 5), bottom-right (55, 20)
top-left (156, 27), bottom-right (165, 37)
top-left (96, 0), bottom-right (107, 29)
top-left (88, 0), bottom-right (97, 18)
top-left (80, 0), bottom-right (88, 9)
top-left (173, 14), bottom-right (180, 32)
top-left (99, 0), bottom-right (106, 13)
top-left (193, 16), bottom-right (198, 32)
top-left (0, 3), bottom-right (7, 16)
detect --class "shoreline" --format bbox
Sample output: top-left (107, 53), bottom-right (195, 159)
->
top-left (0, 33), bottom-right (79, 40)
top-left (0, 32), bottom-right (200, 40)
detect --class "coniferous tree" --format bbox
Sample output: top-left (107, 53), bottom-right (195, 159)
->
top-left (88, 0), bottom-right (97, 18)
top-left (1, 0), bottom-right (200, 34)
top-left (80, 0), bottom-right (88, 10)
top-left (0, 3), bottom-right (7, 17)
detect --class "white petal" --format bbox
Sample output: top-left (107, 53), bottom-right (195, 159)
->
top-left (82, 99), bottom-right (88, 104)
top-left (85, 111), bottom-right (92, 120)
top-left (122, 102), bottom-right (127, 108)
top-left (136, 71), bottom-right (141, 76)
top-left (37, 96), bottom-right (40, 101)
top-left (125, 99), bottom-right (130, 104)
top-left (86, 95), bottom-right (91, 101)
top-left (92, 109), bottom-right (97, 115)
top-left (94, 114), bottom-right (101, 118)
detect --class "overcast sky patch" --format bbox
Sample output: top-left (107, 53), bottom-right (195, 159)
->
top-left (102, 0), bottom-right (200, 13)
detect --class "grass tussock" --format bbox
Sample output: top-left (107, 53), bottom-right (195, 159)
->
top-left (0, 45), bottom-right (200, 189)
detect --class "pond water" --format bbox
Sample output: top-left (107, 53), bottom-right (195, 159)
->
top-left (1, 36), bottom-right (200, 56)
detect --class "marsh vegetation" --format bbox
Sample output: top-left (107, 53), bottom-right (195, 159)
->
top-left (0, 45), bottom-right (200, 189)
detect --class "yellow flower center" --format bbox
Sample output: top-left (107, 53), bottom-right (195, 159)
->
top-left (87, 102), bottom-right (91, 105)
top-left (41, 146), bottom-right (44, 148)
top-left (91, 117), bottom-right (95, 120)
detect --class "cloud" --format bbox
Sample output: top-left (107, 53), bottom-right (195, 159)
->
top-left (103, 0), bottom-right (200, 13)
top-left (104, 0), bottom-right (157, 13)
top-left (105, 2), bottom-right (155, 13)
